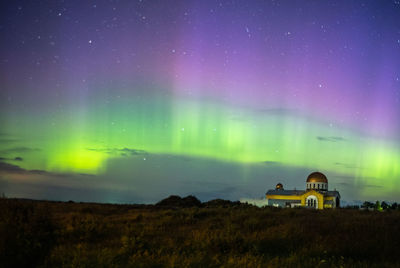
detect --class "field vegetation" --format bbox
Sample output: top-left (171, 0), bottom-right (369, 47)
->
top-left (1, 195), bottom-right (400, 267)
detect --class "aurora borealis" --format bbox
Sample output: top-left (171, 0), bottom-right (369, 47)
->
top-left (1, 0), bottom-right (400, 204)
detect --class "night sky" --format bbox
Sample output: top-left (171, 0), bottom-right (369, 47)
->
top-left (1, 0), bottom-right (400, 204)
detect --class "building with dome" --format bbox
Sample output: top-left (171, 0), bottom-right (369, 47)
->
top-left (265, 172), bottom-right (340, 209)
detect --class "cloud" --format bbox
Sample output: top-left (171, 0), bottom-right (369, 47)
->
top-left (0, 161), bottom-right (92, 178)
top-left (262, 160), bottom-right (280, 165)
top-left (316, 136), bottom-right (346, 142)
top-left (119, 148), bottom-right (147, 156)
top-left (334, 162), bottom-right (363, 169)
top-left (0, 156), bottom-right (24, 161)
top-left (87, 147), bottom-right (148, 156)
top-left (0, 162), bottom-right (26, 173)
top-left (0, 161), bottom-right (53, 176)
top-left (0, 147), bottom-right (41, 153)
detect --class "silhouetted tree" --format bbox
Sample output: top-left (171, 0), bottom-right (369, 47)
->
top-left (381, 201), bottom-right (389, 210)
top-left (375, 201), bottom-right (382, 211)
top-left (362, 201), bottom-right (374, 209)
top-left (156, 195), bottom-right (201, 208)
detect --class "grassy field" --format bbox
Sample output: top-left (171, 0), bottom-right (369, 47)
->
top-left (1, 197), bottom-right (400, 267)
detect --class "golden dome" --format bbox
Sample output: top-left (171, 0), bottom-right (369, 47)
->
top-left (276, 183), bottom-right (283, 190)
top-left (306, 172), bottom-right (328, 183)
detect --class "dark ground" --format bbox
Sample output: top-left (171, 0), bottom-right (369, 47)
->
top-left (1, 196), bottom-right (400, 267)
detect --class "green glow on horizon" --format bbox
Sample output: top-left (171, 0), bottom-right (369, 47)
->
top-left (1, 94), bottom-right (400, 194)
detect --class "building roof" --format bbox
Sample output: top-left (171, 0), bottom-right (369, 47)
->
top-left (266, 189), bottom-right (340, 197)
top-left (266, 189), bottom-right (306, 196)
top-left (325, 191), bottom-right (340, 197)
top-left (307, 171), bottom-right (328, 183)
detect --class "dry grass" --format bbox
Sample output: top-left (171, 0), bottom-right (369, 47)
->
top-left (1, 198), bottom-right (400, 267)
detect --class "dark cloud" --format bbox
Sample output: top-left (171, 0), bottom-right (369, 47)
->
top-left (29, 169), bottom-right (52, 175)
top-left (262, 160), bottom-right (280, 165)
top-left (0, 161), bottom-right (92, 178)
top-left (0, 147), bottom-right (41, 153)
top-left (334, 162), bottom-right (362, 169)
top-left (119, 148), bottom-right (147, 156)
top-left (78, 173), bottom-right (96, 177)
top-left (87, 147), bottom-right (148, 156)
top-left (0, 156), bottom-right (24, 161)
top-left (0, 162), bottom-right (26, 173)
top-left (316, 136), bottom-right (346, 142)
top-left (0, 161), bottom-right (52, 176)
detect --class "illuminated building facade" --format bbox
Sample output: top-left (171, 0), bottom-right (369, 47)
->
top-left (266, 172), bottom-right (340, 209)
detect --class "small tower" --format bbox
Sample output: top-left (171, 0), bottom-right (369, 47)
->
top-left (275, 183), bottom-right (284, 190)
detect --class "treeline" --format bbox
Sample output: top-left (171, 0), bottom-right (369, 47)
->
top-left (1, 196), bottom-right (400, 267)
top-left (344, 201), bottom-right (400, 210)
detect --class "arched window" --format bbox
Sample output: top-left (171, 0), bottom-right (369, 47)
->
top-left (306, 195), bottom-right (318, 209)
